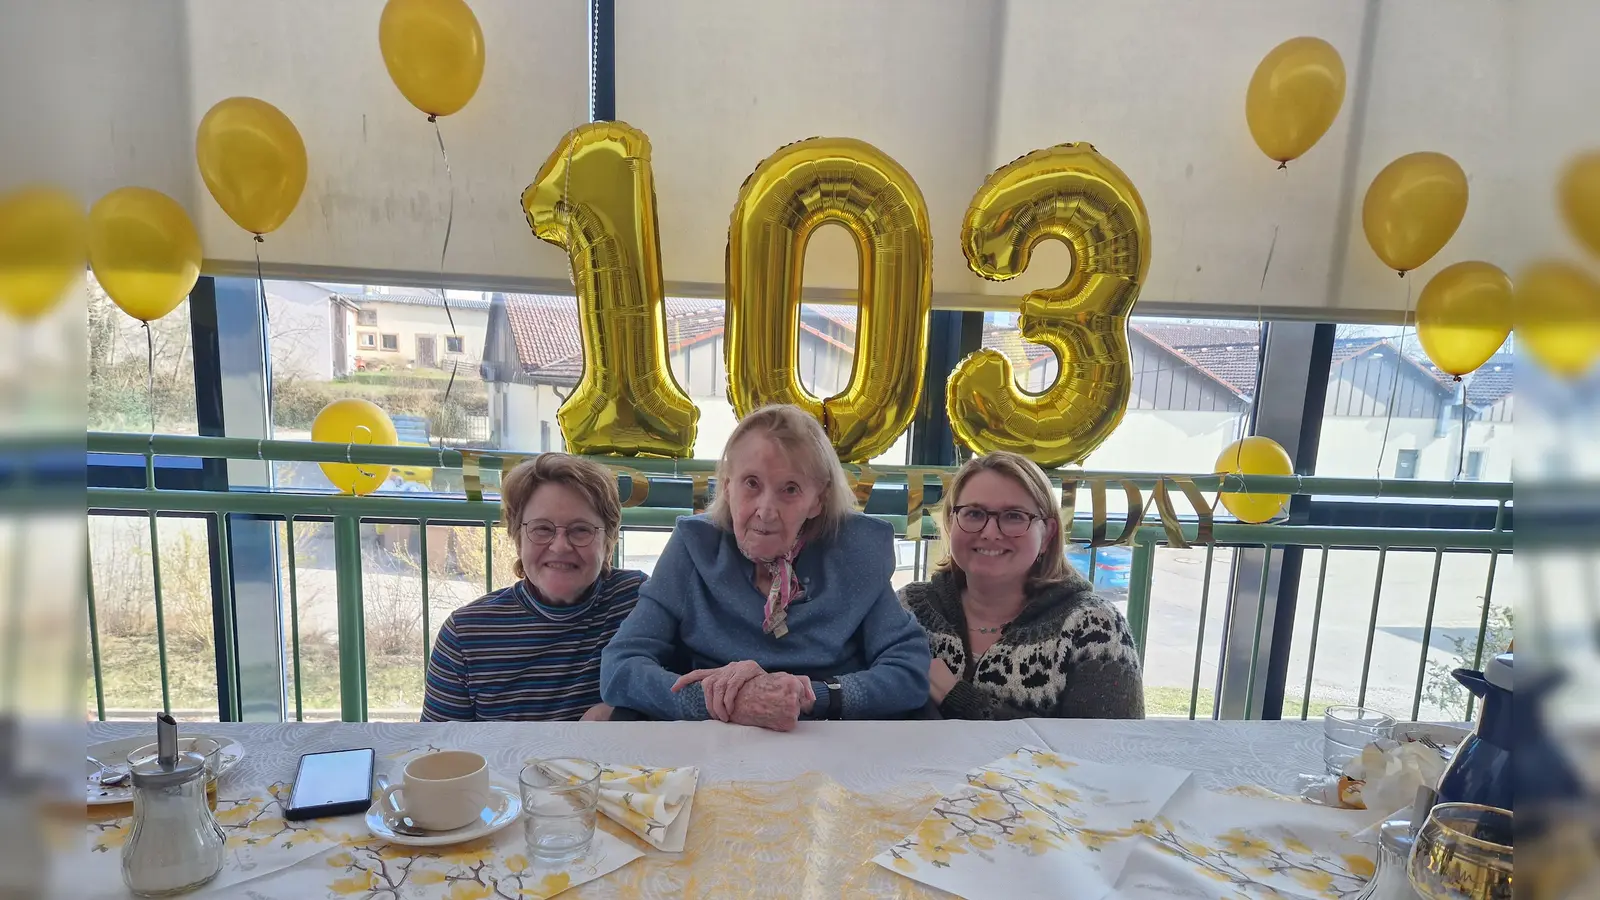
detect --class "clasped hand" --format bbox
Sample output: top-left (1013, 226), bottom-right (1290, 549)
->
top-left (670, 661), bottom-right (815, 731)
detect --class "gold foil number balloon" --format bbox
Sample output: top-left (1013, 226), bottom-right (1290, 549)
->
top-left (726, 137), bottom-right (933, 462)
top-left (521, 122), bottom-right (698, 457)
top-left (1415, 261), bottom-right (1512, 377)
top-left (1245, 37), bottom-right (1347, 166)
top-left (949, 143), bottom-right (1151, 469)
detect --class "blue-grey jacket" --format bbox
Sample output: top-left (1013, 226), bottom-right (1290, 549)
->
top-left (600, 513), bottom-right (931, 721)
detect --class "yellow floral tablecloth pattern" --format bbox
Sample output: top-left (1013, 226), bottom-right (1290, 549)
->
top-left (875, 747), bottom-right (1381, 900)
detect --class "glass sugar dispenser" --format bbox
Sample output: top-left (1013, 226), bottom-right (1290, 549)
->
top-left (120, 714), bottom-right (226, 897)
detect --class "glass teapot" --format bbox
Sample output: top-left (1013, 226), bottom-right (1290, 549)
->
top-left (120, 714), bottom-right (225, 897)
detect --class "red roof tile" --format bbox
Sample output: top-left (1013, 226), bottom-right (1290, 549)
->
top-left (502, 294), bottom-right (726, 380)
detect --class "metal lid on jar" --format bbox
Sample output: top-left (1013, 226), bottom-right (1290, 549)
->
top-left (131, 750), bottom-right (207, 789)
top-left (130, 712), bottom-right (207, 789)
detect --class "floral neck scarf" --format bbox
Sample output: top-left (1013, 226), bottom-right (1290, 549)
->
top-left (748, 538), bottom-right (805, 639)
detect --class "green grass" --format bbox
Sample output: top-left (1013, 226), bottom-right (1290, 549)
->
top-left (1144, 685), bottom-right (1333, 720)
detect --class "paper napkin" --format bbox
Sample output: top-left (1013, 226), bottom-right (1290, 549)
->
top-left (537, 759), bottom-right (700, 852)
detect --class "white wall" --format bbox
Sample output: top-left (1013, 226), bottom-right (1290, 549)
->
top-left (19, 0), bottom-right (1583, 323)
top-left (1317, 417), bottom-right (1513, 483)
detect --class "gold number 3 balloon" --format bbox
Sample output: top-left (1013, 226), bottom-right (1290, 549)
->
top-left (948, 143), bottom-right (1151, 469)
top-left (522, 122), bottom-right (699, 458)
top-left (726, 137), bottom-right (933, 463)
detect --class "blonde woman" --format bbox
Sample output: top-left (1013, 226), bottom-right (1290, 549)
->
top-left (601, 405), bottom-right (931, 730)
top-left (423, 454), bottom-right (644, 722)
top-left (899, 451), bottom-right (1144, 719)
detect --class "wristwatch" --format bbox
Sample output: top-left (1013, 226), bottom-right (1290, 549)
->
top-left (825, 679), bottom-right (843, 720)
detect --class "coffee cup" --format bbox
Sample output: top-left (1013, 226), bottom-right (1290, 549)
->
top-left (378, 750), bottom-right (491, 832)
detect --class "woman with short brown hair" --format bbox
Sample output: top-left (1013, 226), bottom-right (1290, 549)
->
top-left (423, 453), bottom-right (644, 722)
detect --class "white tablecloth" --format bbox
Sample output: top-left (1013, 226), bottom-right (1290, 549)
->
top-left (81, 719), bottom-right (1329, 899)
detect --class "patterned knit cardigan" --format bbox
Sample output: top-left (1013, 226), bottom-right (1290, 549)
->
top-left (898, 568), bottom-right (1145, 720)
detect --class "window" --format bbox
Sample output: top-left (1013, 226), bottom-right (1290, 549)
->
top-left (980, 313), bottom-right (1261, 477)
top-left (87, 273), bottom-right (199, 434)
top-left (1464, 449), bottom-right (1485, 481)
top-left (445, 335), bottom-right (464, 354)
top-left (1315, 324), bottom-right (1512, 482)
top-left (267, 280), bottom-right (495, 492)
top-left (540, 421), bottom-right (551, 452)
top-left (357, 309), bottom-right (378, 326)
top-left (1395, 448), bottom-right (1420, 479)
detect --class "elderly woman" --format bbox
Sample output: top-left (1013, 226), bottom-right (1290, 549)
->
top-left (422, 454), bottom-right (644, 722)
top-left (899, 451), bottom-right (1144, 719)
top-left (600, 405), bottom-right (930, 730)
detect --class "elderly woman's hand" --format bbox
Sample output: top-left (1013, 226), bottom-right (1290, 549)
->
top-left (728, 673), bottom-right (814, 732)
top-left (671, 660), bottom-right (769, 722)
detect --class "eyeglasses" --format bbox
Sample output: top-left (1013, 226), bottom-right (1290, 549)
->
top-left (952, 505), bottom-right (1042, 537)
top-left (520, 521), bottom-right (601, 547)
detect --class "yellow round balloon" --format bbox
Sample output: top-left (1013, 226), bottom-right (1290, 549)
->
top-left (1214, 436), bottom-right (1293, 524)
top-left (1362, 152), bottom-right (1469, 274)
top-left (0, 185), bottom-right (85, 321)
top-left (88, 187), bottom-right (202, 323)
top-left (379, 0), bottom-right (486, 118)
top-left (1415, 261), bottom-right (1512, 376)
top-left (1245, 36), bottom-right (1346, 165)
top-left (196, 97), bottom-right (308, 236)
top-left (311, 399), bottom-right (398, 495)
top-left (1558, 150), bottom-right (1600, 259)
top-left (1516, 259), bottom-right (1600, 381)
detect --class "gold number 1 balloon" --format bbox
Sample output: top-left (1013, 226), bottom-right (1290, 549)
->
top-left (521, 122), bottom-right (698, 457)
top-left (949, 143), bottom-right (1151, 469)
top-left (726, 137), bottom-right (933, 462)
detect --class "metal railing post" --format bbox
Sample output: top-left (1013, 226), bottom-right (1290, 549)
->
top-left (333, 515), bottom-right (367, 722)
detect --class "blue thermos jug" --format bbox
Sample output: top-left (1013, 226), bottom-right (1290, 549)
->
top-left (1434, 652), bottom-right (1578, 811)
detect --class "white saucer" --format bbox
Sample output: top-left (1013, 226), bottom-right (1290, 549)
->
top-left (86, 734), bottom-right (246, 806)
top-left (365, 784), bottom-right (522, 847)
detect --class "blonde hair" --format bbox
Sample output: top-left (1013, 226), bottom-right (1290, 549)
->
top-left (501, 453), bottom-right (622, 579)
top-left (706, 404), bottom-right (857, 542)
top-left (934, 451), bottom-right (1072, 591)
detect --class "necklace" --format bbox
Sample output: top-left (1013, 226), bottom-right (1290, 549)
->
top-left (971, 623), bottom-right (1006, 635)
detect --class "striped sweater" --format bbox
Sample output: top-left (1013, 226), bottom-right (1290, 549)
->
top-left (421, 569), bottom-right (645, 722)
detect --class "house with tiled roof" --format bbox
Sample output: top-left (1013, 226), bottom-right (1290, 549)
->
top-left (480, 295), bottom-right (863, 456)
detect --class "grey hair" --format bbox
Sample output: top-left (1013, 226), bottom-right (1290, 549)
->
top-left (705, 404), bottom-right (857, 541)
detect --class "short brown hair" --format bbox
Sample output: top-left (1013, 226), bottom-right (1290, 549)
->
top-left (934, 451), bottom-right (1072, 592)
top-left (500, 453), bottom-right (622, 578)
top-left (706, 404), bottom-right (857, 542)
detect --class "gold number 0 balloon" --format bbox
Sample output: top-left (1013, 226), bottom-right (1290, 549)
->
top-left (521, 122), bottom-right (698, 457)
top-left (949, 143), bottom-right (1151, 468)
top-left (726, 137), bottom-right (933, 462)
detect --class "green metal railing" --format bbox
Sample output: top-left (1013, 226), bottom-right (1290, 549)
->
top-left (85, 432), bottom-right (1513, 723)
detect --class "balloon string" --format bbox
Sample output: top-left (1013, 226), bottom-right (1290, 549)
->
top-left (1454, 376), bottom-right (1469, 480)
top-left (144, 322), bottom-right (156, 435)
top-left (431, 115), bottom-right (457, 451)
top-left (1374, 277), bottom-right (1416, 481)
top-left (254, 235), bottom-right (270, 331)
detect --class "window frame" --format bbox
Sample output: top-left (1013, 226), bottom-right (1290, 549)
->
top-left (356, 309), bottom-right (378, 327)
top-left (357, 331), bottom-right (377, 349)
top-left (380, 333), bottom-right (400, 352)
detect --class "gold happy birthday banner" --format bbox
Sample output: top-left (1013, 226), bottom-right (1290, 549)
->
top-left (458, 451), bottom-right (1216, 549)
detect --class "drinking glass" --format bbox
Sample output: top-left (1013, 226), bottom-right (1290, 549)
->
top-left (520, 758), bottom-right (600, 864)
top-left (1324, 706), bottom-right (1395, 775)
top-left (1407, 802), bottom-right (1513, 900)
